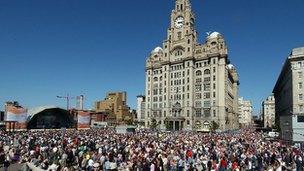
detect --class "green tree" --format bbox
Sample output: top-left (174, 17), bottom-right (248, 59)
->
top-left (150, 118), bottom-right (158, 130)
top-left (210, 121), bottom-right (219, 132)
top-left (273, 122), bottom-right (281, 132)
top-left (165, 121), bottom-right (171, 131)
top-left (125, 119), bottom-right (133, 125)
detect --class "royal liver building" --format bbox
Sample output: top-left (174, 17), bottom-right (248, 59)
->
top-left (145, 0), bottom-right (239, 131)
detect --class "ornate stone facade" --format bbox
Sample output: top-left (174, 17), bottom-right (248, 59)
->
top-left (238, 97), bottom-right (252, 127)
top-left (273, 47), bottom-right (304, 142)
top-left (262, 94), bottom-right (275, 128)
top-left (144, 0), bottom-right (239, 131)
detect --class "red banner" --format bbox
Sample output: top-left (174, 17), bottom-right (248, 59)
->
top-left (5, 105), bottom-right (27, 130)
top-left (77, 111), bottom-right (90, 129)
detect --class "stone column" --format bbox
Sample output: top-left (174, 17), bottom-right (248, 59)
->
top-left (173, 121), bottom-right (175, 131)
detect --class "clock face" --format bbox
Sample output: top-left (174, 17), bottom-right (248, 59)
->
top-left (175, 16), bottom-right (184, 28)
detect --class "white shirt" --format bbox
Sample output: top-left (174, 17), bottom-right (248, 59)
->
top-left (110, 162), bottom-right (117, 169)
top-left (88, 159), bottom-right (94, 167)
top-left (162, 158), bottom-right (168, 165)
top-left (150, 163), bottom-right (155, 171)
top-left (276, 166), bottom-right (282, 171)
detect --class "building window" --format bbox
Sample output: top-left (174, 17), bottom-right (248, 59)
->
top-left (299, 105), bottom-right (303, 112)
top-left (153, 103), bottom-right (158, 109)
top-left (187, 110), bottom-right (190, 117)
top-left (203, 101), bottom-right (210, 108)
top-left (164, 111), bottom-right (166, 117)
top-left (213, 58), bottom-right (216, 64)
top-left (196, 78), bottom-right (202, 83)
top-left (298, 116), bottom-right (304, 123)
top-left (213, 110), bottom-right (216, 117)
top-left (204, 109), bottom-right (211, 117)
top-left (175, 50), bottom-right (183, 56)
top-left (204, 84), bottom-right (210, 91)
top-left (178, 32), bottom-right (182, 40)
top-left (195, 101), bottom-right (201, 108)
top-left (195, 84), bottom-right (202, 91)
top-left (213, 75), bottom-right (216, 81)
top-left (299, 82), bottom-right (303, 89)
top-left (204, 69), bottom-right (210, 75)
top-left (213, 67), bottom-right (216, 73)
top-left (195, 109), bottom-right (202, 117)
top-left (188, 47), bottom-right (190, 52)
top-left (188, 39), bottom-right (190, 44)
top-left (153, 89), bottom-right (158, 95)
top-left (153, 97), bottom-right (158, 102)
top-left (300, 94), bottom-right (303, 101)
top-left (299, 72), bottom-right (303, 79)
top-left (195, 93), bottom-right (202, 99)
top-left (213, 83), bottom-right (216, 89)
top-left (204, 92), bottom-right (210, 99)
top-left (204, 77), bottom-right (211, 82)
top-left (187, 120), bottom-right (190, 125)
top-left (196, 70), bottom-right (202, 76)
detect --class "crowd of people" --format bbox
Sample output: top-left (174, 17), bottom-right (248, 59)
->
top-left (0, 128), bottom-right (303, 171)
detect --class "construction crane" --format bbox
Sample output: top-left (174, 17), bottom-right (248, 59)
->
top-left (56, 94), bottom-right (74, 110)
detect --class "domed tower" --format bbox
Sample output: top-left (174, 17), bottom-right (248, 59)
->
top-left (146, 47), bottom-right (164, 68)
top-left (205, 32), bottom-right (228, 55)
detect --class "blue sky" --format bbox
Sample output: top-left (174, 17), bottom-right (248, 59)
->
top-left (0, 0), bottom-right (303, 114)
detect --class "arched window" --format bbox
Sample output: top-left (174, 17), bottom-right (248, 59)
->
top-left (211, 41), bottom-right (217, 46)
top-left (204, 69), bottom-right (210, 75)
top-left (196, 70), bottom-right (202, 76)
top-left (154, 77), bottom-right (158, 82)
top-left (175, 50), bottom-right (183, 56)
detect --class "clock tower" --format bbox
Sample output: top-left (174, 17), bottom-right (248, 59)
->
top-left (163, 0), bottom-right (198, 62)
top-left (144, 0), bottom-right (240, 131)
